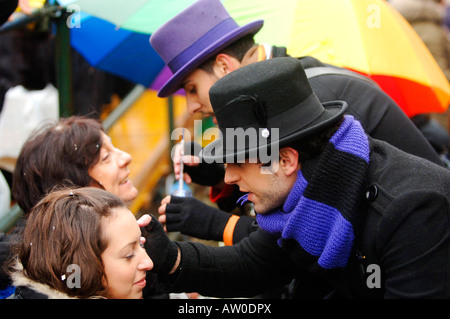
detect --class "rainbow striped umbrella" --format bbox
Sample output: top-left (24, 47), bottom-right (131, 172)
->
top-left (223, 0), bottom-right (450, 117)
top-left (70, 13), bottom-right (165, 87)
top-left (64, 0), bottom-right (450, 116)
top-left (59, 0), bottom-right (196, 34)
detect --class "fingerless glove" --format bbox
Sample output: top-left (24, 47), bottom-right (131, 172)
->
top-left (140, 216), bottom-right (179, 274)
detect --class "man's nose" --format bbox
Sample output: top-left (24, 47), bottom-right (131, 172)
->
top-left (224, 165), bottom-right (239, 185)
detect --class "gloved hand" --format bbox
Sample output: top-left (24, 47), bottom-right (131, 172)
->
top-left (165, 196), bottom-right (232, 242)
top-left (139, 215), bottom-right (179, 274)
top-left (174, 141), bottom-right (225, 187)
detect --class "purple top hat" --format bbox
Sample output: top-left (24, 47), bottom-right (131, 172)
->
top-left (150, 0), bottom-right (263, 97)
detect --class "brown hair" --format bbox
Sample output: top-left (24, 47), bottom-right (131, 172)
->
top-left (283, 117), bottom-right (345, 163)
top-left (17, 187), bottom-right (125, 298)
top-left (12, 116), bottom-right (104, 214)
top-left (199, 34), bottom-right (256, 74)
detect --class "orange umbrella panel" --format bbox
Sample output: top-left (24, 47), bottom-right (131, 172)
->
top-left (224, 0), bottom-right (450, 117)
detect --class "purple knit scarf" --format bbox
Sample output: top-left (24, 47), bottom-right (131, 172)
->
top-left (254, 115), bottom-right (369, 269)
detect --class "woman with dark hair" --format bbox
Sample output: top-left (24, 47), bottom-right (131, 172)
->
top-left (12, 115), bottom-right (138, 214)
top-left (8, 187), bottom-right (153, 299)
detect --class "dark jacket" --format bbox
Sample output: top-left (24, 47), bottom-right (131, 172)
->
top-left (296, 54), bottom-right (442, 166)
top-left (159, 138), bottom-right (450, 299)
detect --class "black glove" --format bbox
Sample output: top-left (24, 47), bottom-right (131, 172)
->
top-left (183, 141), bottom-right (225, 186)
top-left (140, 216), bottom-right (179, 274)
top-left (166, 196), bottom-right (232, 242)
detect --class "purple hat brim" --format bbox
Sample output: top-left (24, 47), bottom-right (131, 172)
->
top-left (157, 20), bottom-right (264, 97)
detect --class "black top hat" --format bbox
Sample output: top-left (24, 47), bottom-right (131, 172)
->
top-left (201, 57), bottom-right (348, 163)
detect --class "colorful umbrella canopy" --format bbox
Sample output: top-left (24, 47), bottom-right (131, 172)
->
top-left (59, 0), bottom-right (196, 34)
top-left (223, 0), bottom-right (450, 117)
top-left (70, 13), bottom-right (165, 87)
top-left (63, 0), bottom-right (449, 116)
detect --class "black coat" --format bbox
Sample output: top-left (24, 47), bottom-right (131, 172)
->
top-left (159, 138), bottom-right (450, 299)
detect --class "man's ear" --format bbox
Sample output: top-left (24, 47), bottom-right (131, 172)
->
top-left (278, 147), bottom-right (300, 176)
top-left (214, 53), bottom-right (240, 76)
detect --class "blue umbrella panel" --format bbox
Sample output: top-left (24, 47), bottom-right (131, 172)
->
top-left (71, 14), bottom-right (165, 87)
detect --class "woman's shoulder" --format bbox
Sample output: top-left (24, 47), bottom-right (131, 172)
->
top-left (10, 261), bottom-right (73, 299)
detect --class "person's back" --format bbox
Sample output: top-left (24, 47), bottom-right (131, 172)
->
top-left (296, 55), bottom-right (443, 165)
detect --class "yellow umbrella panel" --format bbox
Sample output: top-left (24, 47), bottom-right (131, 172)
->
top-left (225, 0), bottom-right (450, 117)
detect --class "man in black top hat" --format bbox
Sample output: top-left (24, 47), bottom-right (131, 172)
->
top-left (142, 57), bottom-right (450, 298)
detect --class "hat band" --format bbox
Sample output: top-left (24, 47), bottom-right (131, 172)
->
top-left (168, 17), bottom-right (238, 72)
top-left (219, 93), bottom-right (325, 154)
top-left (218, 93), bottom-right (325, 142)
top-left (266, 93), bottom-right (324, 137)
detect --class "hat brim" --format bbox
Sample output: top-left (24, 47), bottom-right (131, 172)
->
top-left (201, 101), bottom-right (348, 163)
top-left (157, 20), bottom-right (264, 97)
